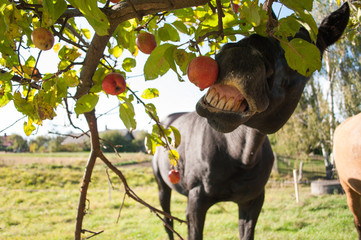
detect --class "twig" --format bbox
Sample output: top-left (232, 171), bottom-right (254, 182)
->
top-left (52, 25), bottom-right (88, 51)
top-left (25, 50), bottom-right (42, 100)
top-left (64, 97), bottom-right (88, 134)
top-left (81, 229), bottom-right (104, 239)
top-left (216, 0), bottom-right (225, 39)
top-left (0, 116), bottom-right (26, 134)
top-left (263, 0), bottom-right (278, 35)
top-left (98, 152), bottom-right (187, 235)
top-left (126, 87), bottom-right (178, 161)
top-left (116, 191), bottom-right (127, 223)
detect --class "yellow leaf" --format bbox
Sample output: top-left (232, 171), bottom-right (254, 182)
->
top-left (168, 149), bottom-right (180, 166)
top-left (112, 45), bottom-right (123, 58)
top-left (81, 28), bottom-right (91, 39)
top-left (53, 43), bottom-right (61, 53)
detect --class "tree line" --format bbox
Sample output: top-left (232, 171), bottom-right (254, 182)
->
top-left (0, 129), bottom-right (147, 153)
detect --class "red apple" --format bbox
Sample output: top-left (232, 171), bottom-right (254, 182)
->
top-left (168, 169), bottom-right (180, 184)
top-left (102, 73), bottom-right (126, 95)
top-left (136, 32), bottom-right (157, 54)
top-left (187, 56), bottom-right (219, 90)
top-left (231, 3), bottom-right (239, 13)
top-left (31, 27), bottom-right (55, 51)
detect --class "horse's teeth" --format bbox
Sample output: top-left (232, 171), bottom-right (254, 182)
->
top-left (224, 97), bottom-right (234, 111)
top-left (232, 100), bottom-right (241, 112)
top-left (216, 96), bottom-right (226, 109)
top-left (210, 93), bottom-right (219, 107)
top-left (205, 88), bottom-right (216, 103)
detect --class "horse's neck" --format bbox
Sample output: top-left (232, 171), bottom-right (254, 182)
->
top-left (225, 126), bottom-right (267, 166)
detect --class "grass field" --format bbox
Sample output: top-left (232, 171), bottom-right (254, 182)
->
top-left (0, 152), bottom-right (357, 240)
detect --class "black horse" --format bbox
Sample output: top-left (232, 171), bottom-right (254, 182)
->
top-left (153, 4), bottom-right (350, 240)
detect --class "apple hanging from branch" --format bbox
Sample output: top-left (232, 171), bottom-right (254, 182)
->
top-left (136, 32), bottom-right (157, 54)
top-left (168, 169), bottom-right (180, 184)
top-left (187, 56), bottom-right (219, 90)
top-left (31, 27), bottom-right (55, 51)
top-left (102, 72), bottom-right (127, 95)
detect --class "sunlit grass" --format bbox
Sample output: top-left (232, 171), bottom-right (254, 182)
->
top-left (0, 153), bottom-right (357, 239)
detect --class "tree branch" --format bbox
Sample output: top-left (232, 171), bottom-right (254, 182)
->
top-left (75, 110), bottom-right (101, 240)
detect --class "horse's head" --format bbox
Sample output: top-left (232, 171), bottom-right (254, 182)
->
top-left (196, 3), bottom-right (350, 134)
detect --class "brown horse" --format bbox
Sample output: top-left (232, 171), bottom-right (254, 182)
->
top-left (334, 112), bottom-right (361, 240)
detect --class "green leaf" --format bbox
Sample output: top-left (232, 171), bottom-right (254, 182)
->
top-left (25, 56), bottom-right (36, 68)
top-left (13, 91), bottom-right (36, 118)
top-left (119, 97), bottom-right (136, 130)
top-left (172, 21), bottom-right (188, 34)
top-left (122, 57), bottom-right (136, 72)
top-left (281, 38), bottom-right (321, 77)
top-left (58, 45), bottom-right (81, 61)
top-left (0, 71), bottom-right (13, 81)
top-left (276, 15), bottom-right (302, 40)
top-left (62, 70), bottom-right (79, 87)
top-left (74, 93), bottom-right (99, 116)
top-left (296, 11), bottom-right (318, 43)
top-left (163, 45), bottom-right (183, 81)
top-left (145, 103), bottom-right (159, 122)
top-left (141, 88), bottom-right (159, 99)
top-left (241, 0), bottom-right (264, 27)
top-left (169, 126), bottom-right (181, 148)
top-left (279, 0), bottom-right (313, 13)
top-left (0, 75), bottom-right (12, 107)
top-left (157, 24), bottom-right (180, 42)
top-left (173, 49), bottom-right (196, 76)
top-left (144, 134), bottom-right (156, 154)
top-left (41, 0), bottom-right (67, 27)
top-left (90, 69), bottom-right (108, 94)
top-left (144, 44), bottom-right (174, 80)
top-left (114, 22), bottom-right (138, 54)
top-left (66, 0), bottom-right (110, 36)
top-left (201, 13), bottom-right (219, 28)
top-left (35, 90), bottom-right (56, 120)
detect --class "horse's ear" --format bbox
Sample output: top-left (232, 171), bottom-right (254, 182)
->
top-left (316, 2), bottom-right (350, 53)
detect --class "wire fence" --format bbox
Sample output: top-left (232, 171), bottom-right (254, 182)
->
top-left (269, 153), bottom-right (334, 185)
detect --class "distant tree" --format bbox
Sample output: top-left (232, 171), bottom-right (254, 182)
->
top-left (48, 136), bottom-right (66, 152)
top-left (132, 130), bottom-right (148, 152)
top-left (7, 134), bottom-right (28, 152)
top-left (100, 130), bottom-right (145, 152)
top-left (270, 0), bottom-right (361, 179)
top-left (29, 135), bottom-right (50, 152)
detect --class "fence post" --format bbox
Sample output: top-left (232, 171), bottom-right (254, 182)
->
top-left (272, 152), bottom-right (279, 174)
top-left (293, 169), bottom-right (299, 203)
top-left (108, 176), bottom-right (112, 201)
top-left (298, 161), bottom-right (303, 182)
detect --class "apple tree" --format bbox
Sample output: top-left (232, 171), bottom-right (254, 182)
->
top-left (0, 0), bottom-right (359, 239)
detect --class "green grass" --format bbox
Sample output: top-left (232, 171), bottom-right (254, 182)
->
top-left (0, 153), bottom-right (357, 239)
